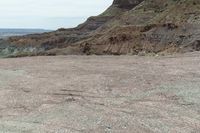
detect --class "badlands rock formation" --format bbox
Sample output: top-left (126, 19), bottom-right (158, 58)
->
top-left (1, 0), bottom-right (200, 57)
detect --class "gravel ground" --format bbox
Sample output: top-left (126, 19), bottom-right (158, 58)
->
top-left (0, 53), bottom-right (200, 133)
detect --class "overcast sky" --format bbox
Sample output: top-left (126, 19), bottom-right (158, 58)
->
top-left (0, 0), bottom-right (113, 29)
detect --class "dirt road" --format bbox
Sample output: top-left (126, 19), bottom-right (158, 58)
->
top-left (0, 53), bottom-right (200, 133)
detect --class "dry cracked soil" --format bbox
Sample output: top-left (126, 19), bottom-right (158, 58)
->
top-left (0, 53), bottom-right (200, 133)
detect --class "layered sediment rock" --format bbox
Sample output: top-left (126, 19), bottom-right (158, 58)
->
top-left (113, 0), bottom-right (144, 9)
top-left (1, 0), bottom-right (200, 57)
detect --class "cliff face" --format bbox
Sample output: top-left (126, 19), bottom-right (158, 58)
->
top-left (113, 0), bottom-right (144, 9)
top-left (1, 0), bottom-right (200, 57)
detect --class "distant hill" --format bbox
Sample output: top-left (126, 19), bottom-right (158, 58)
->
top-left (0, 29), bottom-right (51, 38)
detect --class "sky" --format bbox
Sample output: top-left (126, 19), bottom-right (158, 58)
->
top-left (0, 0), bottom-right (113, 30)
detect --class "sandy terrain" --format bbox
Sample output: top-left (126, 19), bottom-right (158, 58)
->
top-left (0, 53), bottom-right (200, 133)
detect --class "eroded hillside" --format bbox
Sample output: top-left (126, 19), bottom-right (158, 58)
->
top-left (1, 0), bottom-right (200, 57)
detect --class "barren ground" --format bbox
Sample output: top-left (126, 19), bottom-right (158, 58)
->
top-left (0, 53), bottom-right (200, 133)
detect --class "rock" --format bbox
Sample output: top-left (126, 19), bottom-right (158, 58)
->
top-left (113, 0), bottom-right (144, 9)
top-left (1, 0), bottom-right (200, 56)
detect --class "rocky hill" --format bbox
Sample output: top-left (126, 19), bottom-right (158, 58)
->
top-left (1, 0), bottom-right (200, 57)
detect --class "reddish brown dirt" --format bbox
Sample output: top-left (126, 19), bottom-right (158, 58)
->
top-left (0, 53), bottom-right (200, 132)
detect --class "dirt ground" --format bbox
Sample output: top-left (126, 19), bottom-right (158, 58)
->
top-left (0, 53), bottom-right (200, 133)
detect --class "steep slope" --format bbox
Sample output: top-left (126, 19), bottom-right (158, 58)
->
top-left (1, 0), bottom-right (200, 57)
top-left (77, 0), bottom-right (200, 55)
top-left (0, 0), bottom-right (140, 57)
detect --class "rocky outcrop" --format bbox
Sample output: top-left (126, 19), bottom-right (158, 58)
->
top-left (1, 0), bottom-right (200, 57)
top-left (113, 0), bottom-right (144, 9)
